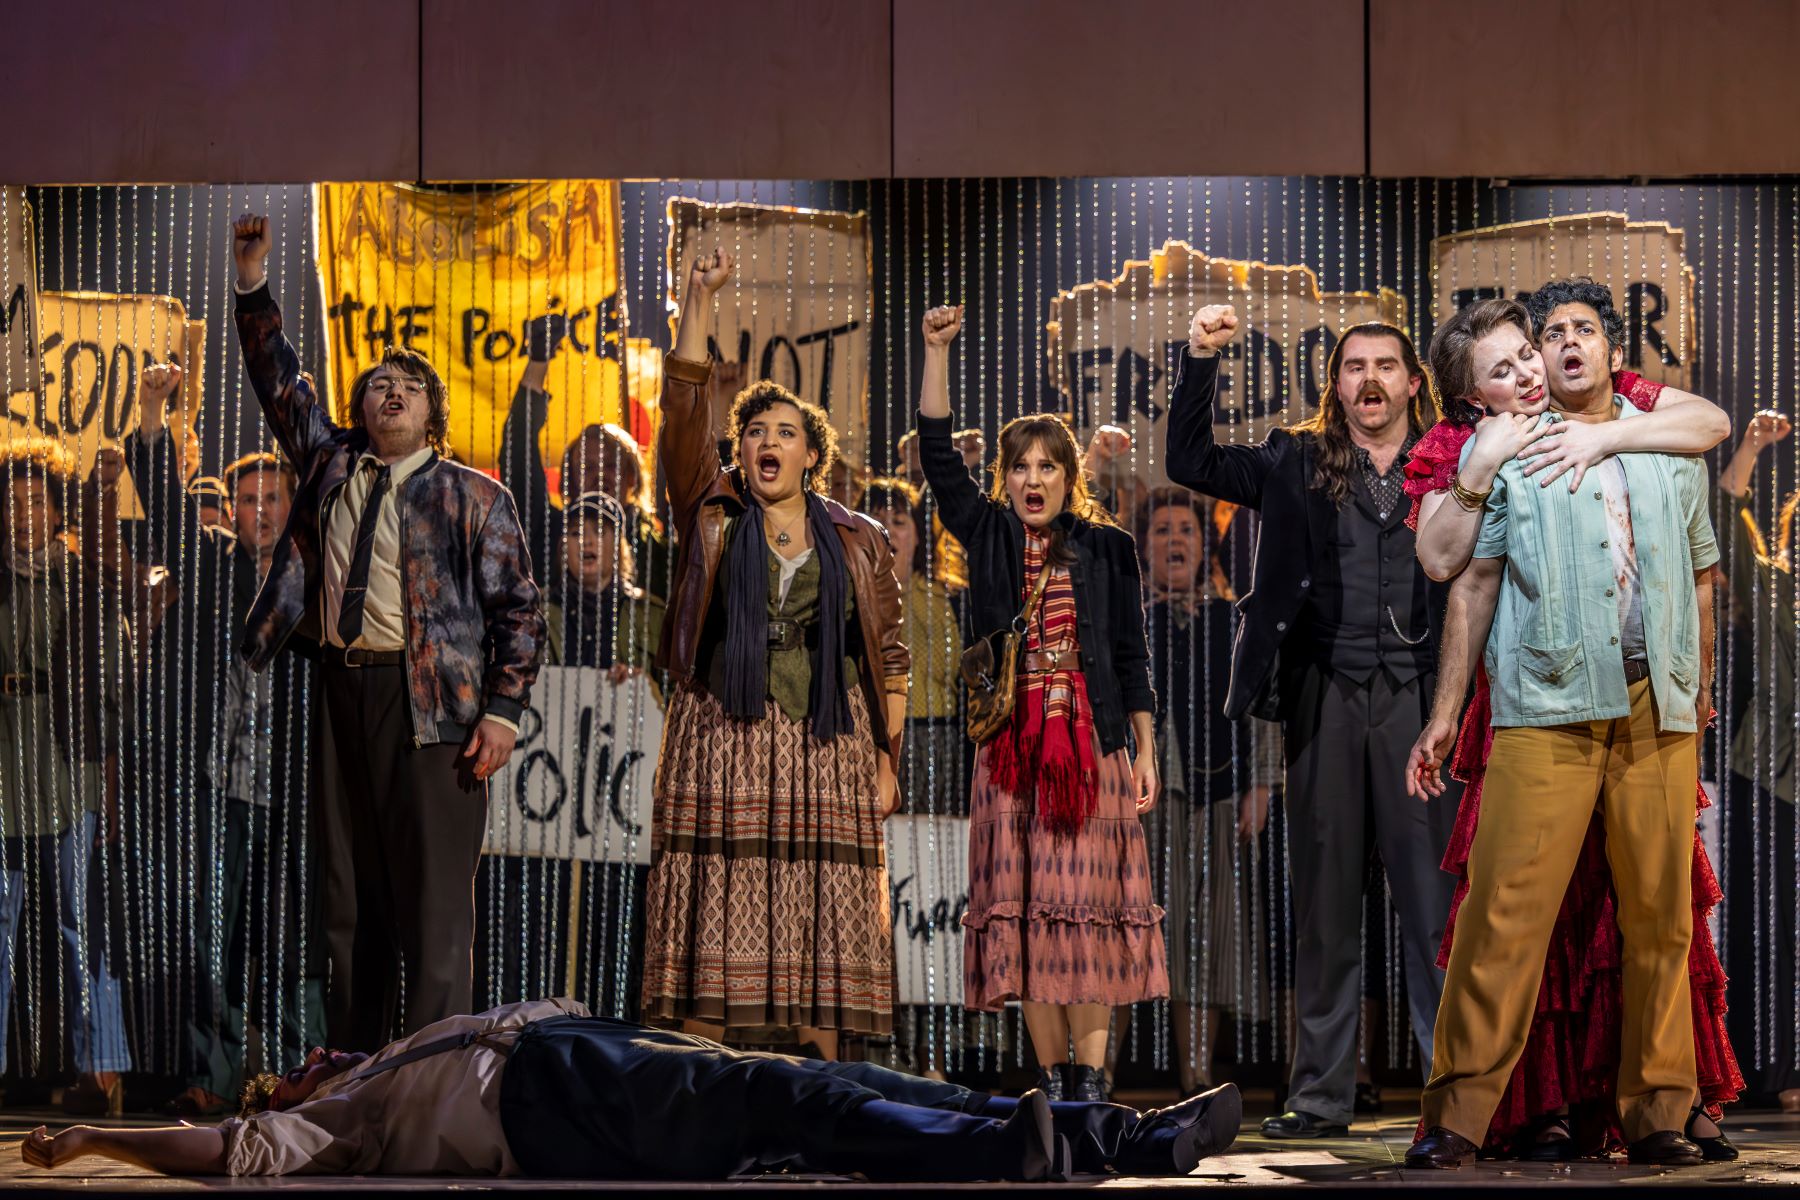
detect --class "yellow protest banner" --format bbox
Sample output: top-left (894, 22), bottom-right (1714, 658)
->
top-left (1046, 240), bottom-right (1407, 485)
top-left (4, 292), bottom-right (205, 517)
top-left (315, 181), bottom-right (627, 474)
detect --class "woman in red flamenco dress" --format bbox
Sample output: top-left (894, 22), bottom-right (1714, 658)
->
top-left (1402, 297), bottom-right (1743, 1160)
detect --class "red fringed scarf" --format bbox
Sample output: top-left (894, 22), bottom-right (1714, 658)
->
top-left (985, 531), bottom-right (1099, 837)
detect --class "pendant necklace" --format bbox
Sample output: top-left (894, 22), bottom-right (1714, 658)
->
top-left (771, 507), bottom-right (805, 548)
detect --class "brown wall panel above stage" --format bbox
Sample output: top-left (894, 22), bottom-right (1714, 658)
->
top-left (1371, 0), bottom-right (1800, 178)
top-left (419, 0), bottom-right (892, 181)
top-left (891, 0), bottom-right (1365, 178)
top-left (0, 0), bottom-right (418, 185)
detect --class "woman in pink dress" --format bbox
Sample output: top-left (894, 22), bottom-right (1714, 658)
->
top-left (1404, 297), bottom-right (1742, 1160)
top-left (916, 304), bottom-right (1168, 1104)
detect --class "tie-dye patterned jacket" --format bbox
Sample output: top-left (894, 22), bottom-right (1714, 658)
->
top-left (234, 282), bottom-right (544, 746)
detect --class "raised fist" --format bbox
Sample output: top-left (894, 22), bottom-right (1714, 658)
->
top-left (954, 428), bottom-right (986, 471)
top-left (233, 213), bottom-right (272, 286)
top-left (525, 311), bottom-right (570, 364)
top-left (688, 248), bottom-right (735, 296)
top-left (1188, 305), bottom-right (1239, 356)
top-left (137, 361), bottom-right (184, 439)
top-left (1744, 409), bottom-right (1792, 452)
top-left (1085, 425), bottom-right (1133, 472)
top-left (922, 305), bottom-right (963, 349)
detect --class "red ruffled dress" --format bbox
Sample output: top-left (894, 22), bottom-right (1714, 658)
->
top-left (1403, 374), bottom-right (1742, 1153)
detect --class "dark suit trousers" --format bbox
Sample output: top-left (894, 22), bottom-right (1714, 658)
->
top-left (319, 662), bottom-right (486, 1051)
top-left (1281, 662), bottom-right (1458, 1125)
top-left (498, 1015), bottom-right (1161, 1180)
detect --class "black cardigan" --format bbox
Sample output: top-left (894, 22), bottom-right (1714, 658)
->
top-left (917, 413), bottom-right (1155, 758)
top-left (1164, 351), bottom-right (1445, 722)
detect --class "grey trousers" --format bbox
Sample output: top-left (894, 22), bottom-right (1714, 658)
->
top-left (1281, 664), bottom-right (1458, 1126)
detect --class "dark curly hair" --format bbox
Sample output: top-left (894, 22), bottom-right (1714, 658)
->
top-left (728, 380), bottom-right (836, 495)
top-left (1428, 298), bottom-right (1535, 429)
top-left (1523, 277), bottom-right (1626, 357)
top-left (349, 347), bottom-right (452, 456)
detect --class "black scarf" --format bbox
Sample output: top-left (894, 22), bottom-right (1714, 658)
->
top-left (720, 491), bottom-right (852, 739)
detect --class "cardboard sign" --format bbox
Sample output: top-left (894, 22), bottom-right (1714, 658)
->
top-left (1432, 211), bottom-right (1695, 389)
top-left (666, 198), bottom-right (871, 471)
top-left (1047, 240), bottom-right (1407, 485)
top-left (484, 666), bottom-right (662, 863)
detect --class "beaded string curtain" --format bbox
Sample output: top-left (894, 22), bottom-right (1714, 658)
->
top-left (0, 179), bottom-right (1791, 1093)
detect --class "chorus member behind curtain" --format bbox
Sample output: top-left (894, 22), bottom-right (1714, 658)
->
top-left (124, 364), bottom-right (328, 1119)
top-left (859, 478), bottom-right (966, 812)
top-left (498, 314), bottom-right (670, 602)
top-left (1403, 281), bottom-right (1719, 1170)
top-left (916, 305), bottom-right (1165, 1104)
top-left (1130, 487), bottom-right (1279, 1099)
top-left (1716, 410), bottom-right (1800, 1114)
top-left (229, 214), bottom-right (545, 1052)
top-left (543, 490), bottom-right (664, 677)
top-left (0, 441), bottom-right (132, 1114)
top-left (22, 999), bottom-right (1243, 1182)
top-left (640, 251), bottom-right (907, 1059)
top-left (1168, 306), bottom-right (1454, 1139)
top-left (1402, 298), bottom-right (1738, 1160)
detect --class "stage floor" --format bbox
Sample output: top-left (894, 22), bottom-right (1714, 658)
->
top-left (3, 1099), bottom-right (1798, 1193)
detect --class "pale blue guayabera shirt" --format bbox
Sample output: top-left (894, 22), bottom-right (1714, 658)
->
top-left (1465, 396), bottom-right (1718, 732)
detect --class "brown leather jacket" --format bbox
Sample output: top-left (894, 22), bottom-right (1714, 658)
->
top-left (656, 354), bottom-right (909, 752)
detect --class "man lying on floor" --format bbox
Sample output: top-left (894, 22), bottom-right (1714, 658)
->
top-left (20, 998), bottom-right (1241, 1182)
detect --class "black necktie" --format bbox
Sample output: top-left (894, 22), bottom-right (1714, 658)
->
top-left (336, 461), bottom-right (392, 646)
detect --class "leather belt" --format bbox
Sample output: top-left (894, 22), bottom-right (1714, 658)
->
top-left (1022, 648), bottom-right (1077, 674)
top-left (767, 619), bottom-right (817, 652)
top-left (324, 645), bottom-right (405, 668)
top-left (1622, 657), bottom-right (1650, 684)
top-left (0, 672), bottom-right (50, 697)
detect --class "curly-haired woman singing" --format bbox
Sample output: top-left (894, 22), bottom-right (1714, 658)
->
top-left (639, 251), bottom-right (909, 1060)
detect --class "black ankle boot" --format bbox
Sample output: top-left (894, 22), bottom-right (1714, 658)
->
top-left (1033, 1065), bottom-right (1065, 1102)
top-left (1069, 1064), bottom-right (1110, 1103)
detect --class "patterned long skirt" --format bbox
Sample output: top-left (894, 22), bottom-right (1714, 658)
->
top-left (640, 680), bottom-right (894, 1036)
top-left (962, 739), bottom-right (1170, 1010)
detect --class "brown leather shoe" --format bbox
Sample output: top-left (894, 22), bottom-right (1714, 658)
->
top-left (1625, 1130), bottom-right (1703, 1166)
top-left (1405, 1126), bottom-right (1478, 1169)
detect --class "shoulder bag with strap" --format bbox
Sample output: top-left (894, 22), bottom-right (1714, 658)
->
top-left (960, 561), bottom-right (1053, 745)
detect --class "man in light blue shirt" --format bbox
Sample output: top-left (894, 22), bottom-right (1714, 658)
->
top-left (1408, 281), bottom-right (1717, 1170)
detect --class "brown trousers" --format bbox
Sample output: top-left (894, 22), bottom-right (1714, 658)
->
top-left (1421, 679), bottom-right (1698, 1144)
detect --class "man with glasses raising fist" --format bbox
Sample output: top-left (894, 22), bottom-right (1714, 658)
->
top-left (229, 213), bottom-right (545, 1052)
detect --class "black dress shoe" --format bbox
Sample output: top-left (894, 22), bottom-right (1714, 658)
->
top-left (1033, 1066), bottom-right (1065, 1102)
top-left (1068, 1064), bottom-right (1110, 1103)
top-left (1405, 1126), bottom-right (1478, 1169)
top-left (1686, 1107), bottom-right (1739, 1162)
top-left (1626, 1130), bottom-right (1704, 1166)
top-left (1118, 1082), bottom-right (1243, 1175)
top-left (1261, 1110), bottom-right (1349, 1139)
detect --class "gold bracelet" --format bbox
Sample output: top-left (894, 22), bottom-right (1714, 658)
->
top-left (1449, 476), bottom-right (1491, 511)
